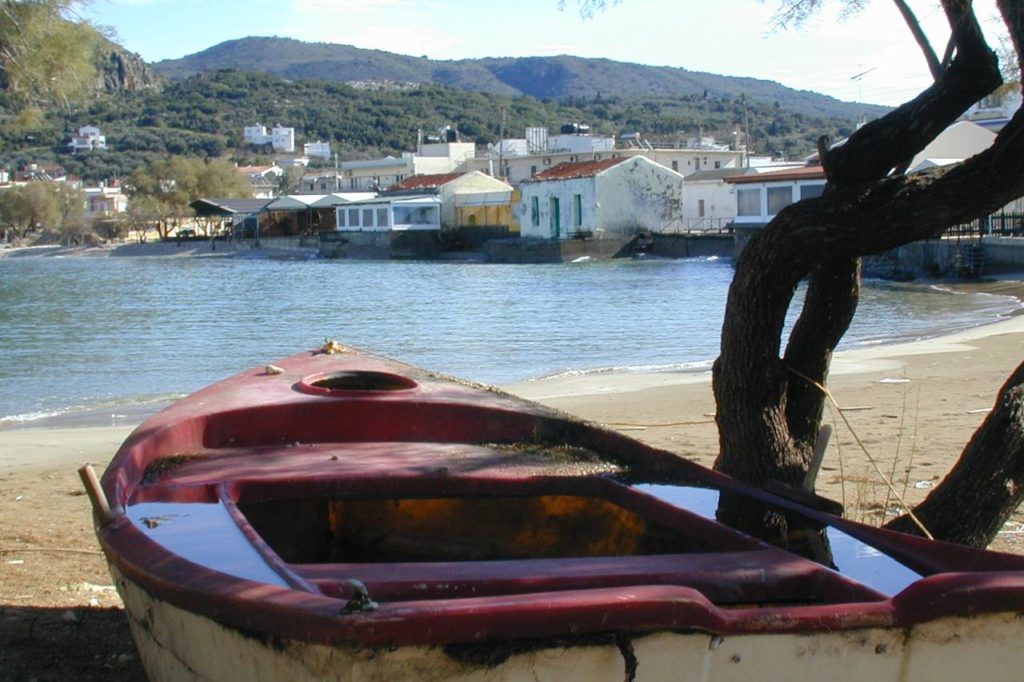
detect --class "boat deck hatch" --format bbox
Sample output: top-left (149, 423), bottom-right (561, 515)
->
top-left (298, 371), bottom-right (418, 395)
top-left (238, 494), bottom-right (722, 564)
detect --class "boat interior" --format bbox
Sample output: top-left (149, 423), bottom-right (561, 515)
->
top-left (109, 362), bottom-right (1024, 638)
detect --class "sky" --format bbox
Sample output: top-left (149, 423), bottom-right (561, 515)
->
top-left (79, 0), bottom-right (1008, 107)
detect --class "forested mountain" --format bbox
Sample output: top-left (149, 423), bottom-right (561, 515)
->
top-left (155, 37), bottom-right (887, 121)
top-left (1, 68), bottom-right (864, 184)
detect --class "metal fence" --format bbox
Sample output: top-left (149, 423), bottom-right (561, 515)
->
top-left (944, 212), bottom-right (1024, 239)
top-left (657, 218), bottom-right (734, 235)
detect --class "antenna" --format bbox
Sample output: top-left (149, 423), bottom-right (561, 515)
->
top-left (850, 66), bottom-right (877, 103)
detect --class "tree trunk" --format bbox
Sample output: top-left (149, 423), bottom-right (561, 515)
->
top-left (712, 0), bottom-right (1024, 546)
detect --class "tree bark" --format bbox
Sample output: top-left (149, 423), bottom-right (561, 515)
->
top-left (712, 0), bottom-right (1024, 546)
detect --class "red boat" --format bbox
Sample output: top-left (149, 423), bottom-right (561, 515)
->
top-left (85, 345), bottom-right (1024, 681)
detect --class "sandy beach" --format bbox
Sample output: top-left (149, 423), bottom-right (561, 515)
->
top-left (4, 266), bottom-right (1024, 678)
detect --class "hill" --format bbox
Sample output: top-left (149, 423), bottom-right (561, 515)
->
top-left (0, 68), bottom-right (865, 184)
top-left (154, 37), bottom-right (887, 121)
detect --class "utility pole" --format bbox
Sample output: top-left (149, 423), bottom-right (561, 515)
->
top-left (498, 107), bottom-right (507, 179)
top-left (741, 94), bottom-right (751, 168)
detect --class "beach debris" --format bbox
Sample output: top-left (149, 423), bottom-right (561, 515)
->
top-left (265, 364), bottom-right (286, 375)
top-left (140, 514), bottom-right (180, 529)
top-left (914, 480), bottom-right (935, 489)
top-left (968, 408), bottom-right (992, 414)
top-left (14, 495), bottom-right (22, 501)
top-left (878, 377), bottom-right (912, 384)
top-left (319, 339), bottom-right (348, 355)
top-left (6, 559), bottom-right (24, 565)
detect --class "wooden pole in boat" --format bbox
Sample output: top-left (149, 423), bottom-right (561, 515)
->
top-left (78, 464), bottom-right (114, 527)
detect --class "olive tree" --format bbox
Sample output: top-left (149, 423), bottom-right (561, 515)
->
top-left (0, 1), bottom-right (101, 113)
top-left (572, 0), bottom-right (1024, 548)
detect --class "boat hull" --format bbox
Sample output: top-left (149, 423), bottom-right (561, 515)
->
top-left (90, 348), bottom-right (1024, 680)
top-left (113, 564), bottom-right (1024, 682)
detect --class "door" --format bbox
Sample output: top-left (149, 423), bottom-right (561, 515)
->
top-left (550, 197), bottom-right (561, 239)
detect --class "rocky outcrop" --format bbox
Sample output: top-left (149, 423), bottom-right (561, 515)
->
top-left (98, 41), bottom-right (163, 93)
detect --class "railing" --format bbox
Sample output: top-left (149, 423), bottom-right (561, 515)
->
top-left (944, 212), bottom-right (1024, 239)
top-left (656, 218), bottom-right (734, 235)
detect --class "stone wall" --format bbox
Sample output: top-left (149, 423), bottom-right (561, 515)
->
top-left (318, 231), bottom-right (441, 260)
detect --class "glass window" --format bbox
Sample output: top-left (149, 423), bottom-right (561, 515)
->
top-left (573, 194), bottom-right (583, 228)
top-left (799, 183), bottom-right (826, 201)
top-left (531, 196), bottom-right (540, 226)
top-left (393, 205), bottom-right (438, 226)
top-left (737, 188), bottom-right (760, 217)
top-left (767, 186), bottom-right (793, 215)
top-left (347, 208), bottom-right (360, 227)
top-left (363, 208), bottom-right (374, 227)
top-left (377, 208), bottom-right (388, 227)
top-left (337, 209), bottom-right (347, 228)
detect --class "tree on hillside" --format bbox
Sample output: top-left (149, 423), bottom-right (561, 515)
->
top-left (0, 1), bottom-right (101, 115)
top-left (573, 0), bottom-right (1024, 548)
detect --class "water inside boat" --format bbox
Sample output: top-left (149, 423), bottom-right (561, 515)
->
top-left (125, 438), bottom-right (920, 608)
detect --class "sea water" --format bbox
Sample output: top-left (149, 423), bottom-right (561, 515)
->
top-left (0, 255), bottom-right (1018, 426)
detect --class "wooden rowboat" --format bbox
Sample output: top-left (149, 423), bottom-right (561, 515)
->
top-left (86, 346), bottom-right (1024, 681)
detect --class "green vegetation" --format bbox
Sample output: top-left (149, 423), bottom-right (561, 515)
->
top-left (0, 181), bottom-right (84, 242)
top-left (153, 36), bottom-right (887, 121)
top-left (124, 155), bottom-right (252, 238)
top-left (2, 69), bottom-right (861, 184)
top-left (0, 1), bottom-right (101, 112)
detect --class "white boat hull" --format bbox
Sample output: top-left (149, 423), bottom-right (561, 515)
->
top-left (112, 566), bottom-right (1024, 682)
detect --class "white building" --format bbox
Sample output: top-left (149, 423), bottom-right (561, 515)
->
top-left (236, 165), bottom-right (285, 199)
top-left (726, 165), bottom-right (827, 227)
top-left (906, 120), bottom-right (997, 172)
top-left (341, 140), bottom-right (476, 191)
top-left (678, 168), bottom-right (753, 232)
top-left (469, 128), bottom-right (742, 185)
top-left (335, 196), bottom-right (442, 233)
top-left (518, 156), bottom-right (685, 240)
top-left (243, 123), bottom-right (296, 153)
top-left (382, 171), bottom-right (514, 231)
top-left (961, 88), bottom-right (1022, 132)
top-left (304, 141), bottom-right (332, 160)
top-left (83, 185), bottom-right (127, 218)
top-left (69, 126), bottom-right (106, 153)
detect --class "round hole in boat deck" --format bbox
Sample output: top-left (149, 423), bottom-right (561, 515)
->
top-left (298, 371), bottom-right (418, 395)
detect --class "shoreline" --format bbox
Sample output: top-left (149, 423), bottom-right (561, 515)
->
top-left (0, 239), bottom-right (317, 260)
top-left (3, 281), bottom-right (1023, 432)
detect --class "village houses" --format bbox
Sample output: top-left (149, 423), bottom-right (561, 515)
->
top-left (518, 156), bottom-right (685, 240)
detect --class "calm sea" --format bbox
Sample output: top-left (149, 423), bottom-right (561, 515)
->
top-left (0, 254), bottom-right (1018, 427)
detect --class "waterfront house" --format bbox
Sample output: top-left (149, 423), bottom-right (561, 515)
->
top-left (726, 165), bottom-right (826, 229)
top-left (381, 171), bottom-right (517, 243)
top-left (677, 168), bottom-right (753, 232)
top-left (324, 195), bottom-right (443, 259)
top-left (517, 156), bottom-right (685, 240)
